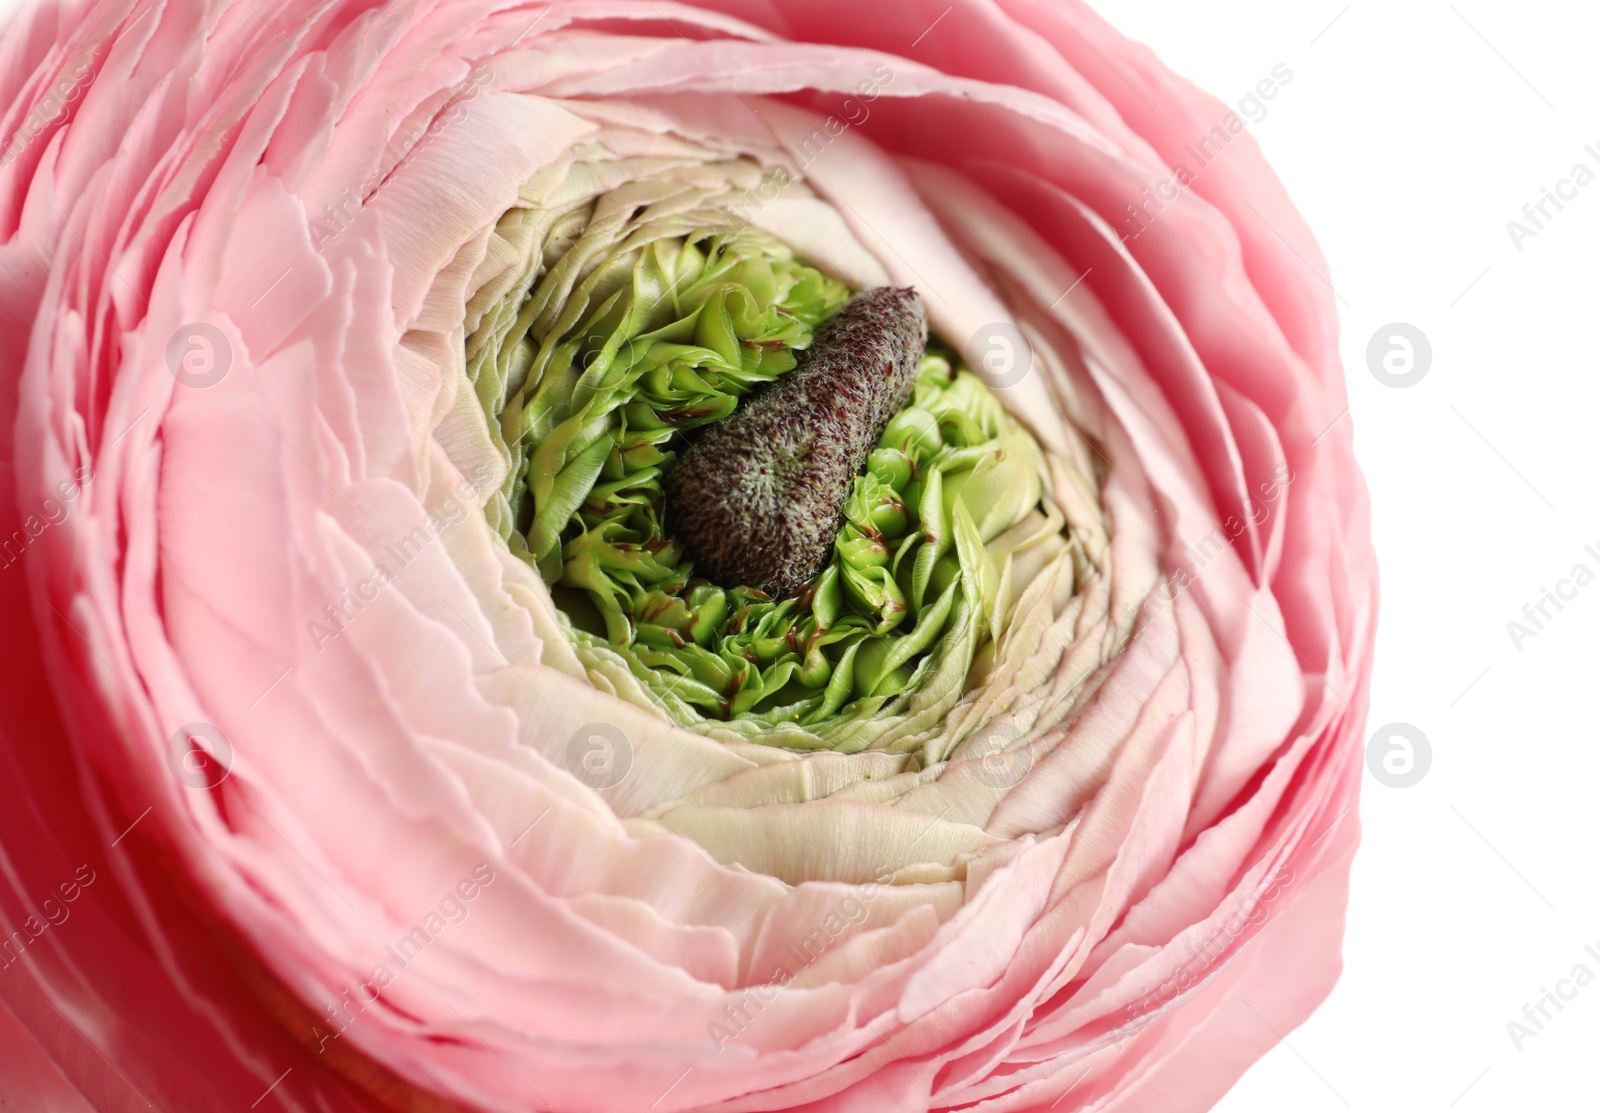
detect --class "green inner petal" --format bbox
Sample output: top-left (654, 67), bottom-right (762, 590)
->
top-left (473, 219), bottom-right (1062, 750)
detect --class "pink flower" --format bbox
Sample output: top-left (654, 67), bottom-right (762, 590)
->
top-left (0, 1), bottom-right (1375, 1111)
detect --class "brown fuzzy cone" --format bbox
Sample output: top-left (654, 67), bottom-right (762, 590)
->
top-left (666, 286), bottom-right (927, 598)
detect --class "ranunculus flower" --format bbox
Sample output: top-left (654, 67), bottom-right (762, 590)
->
top-left (0, 0), bottom-right (1376, 1110)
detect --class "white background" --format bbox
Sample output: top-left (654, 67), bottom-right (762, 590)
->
top-left (1092, 1), bottom-right (1600, 1110)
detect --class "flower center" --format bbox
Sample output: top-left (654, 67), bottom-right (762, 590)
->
top-left (469, 192), bottom-right (1064, 746)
